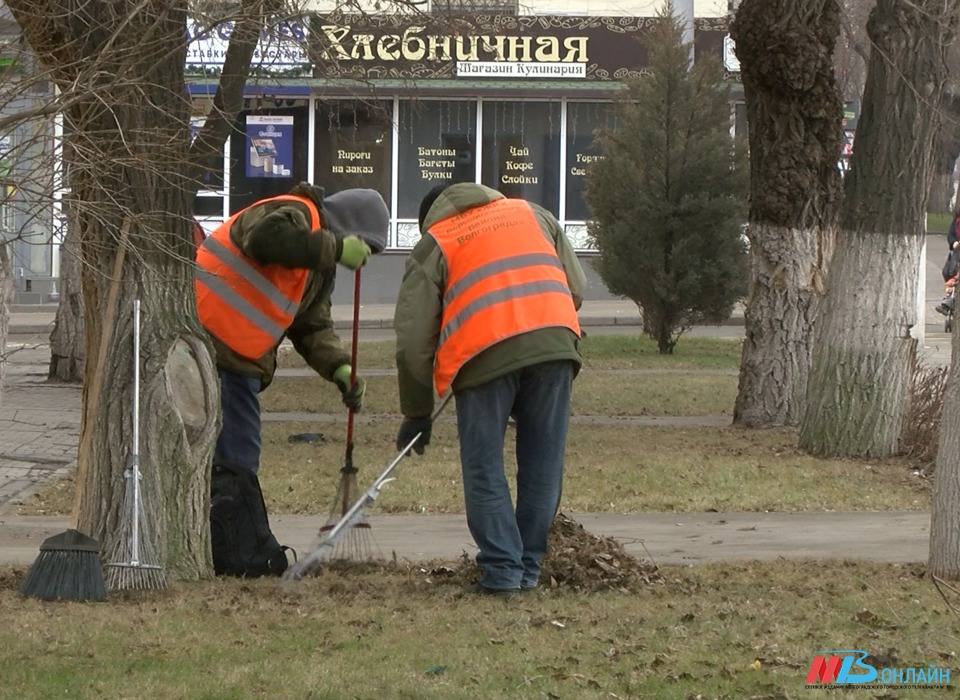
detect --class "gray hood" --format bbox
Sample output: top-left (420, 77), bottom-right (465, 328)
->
top-left (322, 188), bottom-right (390, 253)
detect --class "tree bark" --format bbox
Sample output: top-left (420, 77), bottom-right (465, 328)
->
top-left (730, 0), bottom-right (842, 427)
top-left (68, 119), bottom-right (219, 581)
top-left (5, 0), bottom-right (279, 579)
top-left (930, 327), bottom-right (960, 578)
top-left (800, 0), bottom-right (958, 457)
top-left (930, 72), bottom-right (960, 582)
top-left (7, 1), bottom-right (222, 579)
top-left (0, 241), bottom-right (10, 404)
top-left (45, 1), bottom-right (274, 385)
top-left (801, 232), bottom-right (918, 455)
top-left (48, 222), bottom-right (84, 383)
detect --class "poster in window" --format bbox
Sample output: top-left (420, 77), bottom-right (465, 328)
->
top-left (245, 115), bottom-right (294, 178)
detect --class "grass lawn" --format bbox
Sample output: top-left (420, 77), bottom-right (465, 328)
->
top-left (17, 335), bottom-right (929, 518)
top-left (2, 560), bottom-right (957, 699)
top-left (5, 334), bottom-right (952, 699)
top-left (928, 212), bottom-right (953, 234)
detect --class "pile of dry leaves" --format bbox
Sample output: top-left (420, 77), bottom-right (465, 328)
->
top-left (319, 512), bottom-right (662, 594)
top-left (435, 511), bottom-right (663, 593)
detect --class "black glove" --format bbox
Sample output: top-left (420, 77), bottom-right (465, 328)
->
top-left (396, 417), bottom-right (433, 456)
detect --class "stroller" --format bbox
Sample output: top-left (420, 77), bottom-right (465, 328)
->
top-left (937, 248), bottom-right (959, 332)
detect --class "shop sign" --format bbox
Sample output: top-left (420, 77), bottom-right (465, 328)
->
top-left (312, 15), bottom-right (727, 81)
top-left (186, 17), bottom-right (311, 76)
top-left (183, 15), bottom-right (726, 81)
top-left (455, 61), bottom-right (586, 78)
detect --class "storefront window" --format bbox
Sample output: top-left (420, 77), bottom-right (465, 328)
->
top-left (228, 103), bottom-right (310, 213)
top-left (314, 100), bottom-right (392, 206)
top-left (565, 102), bottom-right (617, 222)
top-left (481, 101), bottom-right (561, 216)
top-left (396, 99), bottom-right (476, 220)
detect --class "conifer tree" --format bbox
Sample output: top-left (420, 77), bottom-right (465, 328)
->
top-left (585, 8), bottom-right (748, 354)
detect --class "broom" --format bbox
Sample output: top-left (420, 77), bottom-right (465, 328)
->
top-left (104, 299), bottom-right (166, 591)
top-left (319, 267), bottom-right (378, 560)
top-left (20, 529), bottom-right (106, 602)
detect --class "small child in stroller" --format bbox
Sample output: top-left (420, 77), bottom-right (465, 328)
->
top-left (937, 216), bottom-right (960, 320)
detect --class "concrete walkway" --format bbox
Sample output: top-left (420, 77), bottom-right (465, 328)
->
top-left (1, 510), bottom-right (932, 569)
top-left (0, 299), bottom-right (946, 569)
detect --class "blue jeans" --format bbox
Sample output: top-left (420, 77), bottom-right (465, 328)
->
top-left (455, 360), bottom-right (575, 590)
top-left (213, 368), bottom-right (262, 475)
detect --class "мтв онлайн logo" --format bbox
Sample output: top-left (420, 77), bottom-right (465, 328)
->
top-left (806, 649), bottom-right (950, 688)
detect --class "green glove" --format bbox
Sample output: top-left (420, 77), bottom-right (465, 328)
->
top-left (333, 364), bottom-right (365, 411)
top-left (337, 235), bottom-right (371, 270)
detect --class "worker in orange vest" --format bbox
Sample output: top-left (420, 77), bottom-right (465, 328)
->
top-left (196, 183), bottom-right (389, 477)
top-left (394, 182), bottom-right (585, 597)
top-left (196, 182), bottom-right (388, 576)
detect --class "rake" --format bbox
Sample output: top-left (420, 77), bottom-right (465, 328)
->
top-left (105, 299), bottom-right (166, 591)
top-left (319, 267), bottom-right (377, 560)
top-left (284, 394), bottom-right (452, 580)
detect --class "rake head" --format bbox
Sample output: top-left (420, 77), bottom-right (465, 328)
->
top-left (318, 465), bottom-right (380, 562)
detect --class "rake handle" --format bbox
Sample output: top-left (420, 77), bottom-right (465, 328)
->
top-left (343, 265), bottom-right (362, 460)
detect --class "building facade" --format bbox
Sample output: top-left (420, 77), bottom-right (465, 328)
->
top-left (6, 0), bottom-right (737, 303)
top-left (187, 2), bottom-right (737, 255)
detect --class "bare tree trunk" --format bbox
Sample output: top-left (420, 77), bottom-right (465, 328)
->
top-left (801, 232), bottom-right (919, 455)
top-left (0, 241), bottom-right (10, 403)
top-left (730, 0), bottom-right (842, 427)
top-left (930, 327), bottom-right (960, 578)
top-left (48, 223), bottom-right (84, 382)
top-left (73, 271), bottom-right (219, 579)
top-left (930, 89), bottom-right (960, 582)
top-left (66, 127), bottom-right (220, 582)
top-left (800, 0), bottom-right (958, 457)
top-left (4, 0), bottom-right (278, 579)
top-left (737, 223), bottom-right (835, 425)
top-left (2, 2), bottom-right (220, 580)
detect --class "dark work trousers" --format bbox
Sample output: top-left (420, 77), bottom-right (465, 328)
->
top-left (213, 367), bottom-right (262, 475)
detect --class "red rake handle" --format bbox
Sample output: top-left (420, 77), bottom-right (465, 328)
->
top-left (344, 267), bottom-right (361, 466)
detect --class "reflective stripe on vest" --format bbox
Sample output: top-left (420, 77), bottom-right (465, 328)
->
top-left (195, 195), bottom-right (322, 360)
top-left (428, 197), bottom-right (581, 395)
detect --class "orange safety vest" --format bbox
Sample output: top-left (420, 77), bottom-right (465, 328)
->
top-left (428, 197), bottom-right (581, 395)
top-left (195, 195), bottom-right (322, 360)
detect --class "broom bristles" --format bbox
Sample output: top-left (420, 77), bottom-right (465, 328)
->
top-left (20, 529), bottom-right (107, 602)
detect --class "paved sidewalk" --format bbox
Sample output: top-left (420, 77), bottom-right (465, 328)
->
top-left (0, 299), bottom-right (947, 570)
top-left (0, 510), bottom-right (932, 569)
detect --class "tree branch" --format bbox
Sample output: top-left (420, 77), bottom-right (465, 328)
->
top-left (187, 0), bottom-right (287, 191)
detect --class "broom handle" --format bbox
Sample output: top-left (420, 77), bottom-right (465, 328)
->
top-left (71, 218), bottom-right (131, 528)
top-left (131, 299), bottom-right (141, 565)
